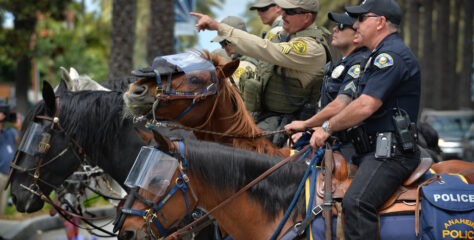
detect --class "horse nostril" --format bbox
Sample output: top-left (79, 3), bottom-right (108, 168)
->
top-left (131, 85), bottom-right (148, 96)
top-left (119, 230), bottom-right (135, 240)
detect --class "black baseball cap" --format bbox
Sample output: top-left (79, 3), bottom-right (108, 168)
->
top-left (328, 12), bottom-right (357, 26)
top-left (345, 0), bottom-right (402, 25)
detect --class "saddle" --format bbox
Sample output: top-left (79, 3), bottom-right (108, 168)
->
top-left (315, 147), bottom-right (433, 215)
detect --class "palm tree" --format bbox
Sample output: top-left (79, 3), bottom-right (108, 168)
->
top-left (108, 0), bottom-right (136, 78)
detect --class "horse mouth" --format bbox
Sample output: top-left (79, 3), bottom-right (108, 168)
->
top-left (123, 92), bottom-right (154, 117)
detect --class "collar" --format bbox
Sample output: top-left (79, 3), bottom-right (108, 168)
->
top-left (372, 32), bottom-right (400, 54)
top-left (271, 16), bottom-right (283, 28)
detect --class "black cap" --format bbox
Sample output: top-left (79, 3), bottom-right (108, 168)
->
top-left (345, 0), bottom-right (402, 25)
top-left (328, 12), bottom-right (357, 26)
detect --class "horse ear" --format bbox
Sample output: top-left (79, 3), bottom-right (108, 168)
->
top-left (221, 58), bottom-right (240, 79)
top-left (151, 129), bottom-right (174, 152)
top-left (55, 79), bottom-right (69, 95)
top-left (42, 81), bottom-right (56, 115)
top-left (59, 66), bottom-right (73, 90)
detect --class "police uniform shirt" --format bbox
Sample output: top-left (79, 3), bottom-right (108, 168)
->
top-left (231, 55), bottom-right (257, 87)
top-left (357, 33), bottom-right (421, 134)
top-left (217, 23), bottom-right (327, 88)
top-left (320, 47), bottom-right (369, 109)
top-left (264, 16), bottom-right (283, 41)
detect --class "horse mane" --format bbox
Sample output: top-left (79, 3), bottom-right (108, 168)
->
top-left (184, 138), bottom-right (306, 220)
top-left (24, 91), bottom-right (130, 160)
top-left (199, 51), bottom-right (289, 157)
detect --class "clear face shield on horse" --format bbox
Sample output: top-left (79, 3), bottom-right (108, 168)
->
top-left (130, 51), bottom-right (219, 122)
top-left (18, 122), bottom-right (50, 156)
top-left (125, 146), bottom-right (179, 197)
top-left (113, 146), bottom-right (182, 234)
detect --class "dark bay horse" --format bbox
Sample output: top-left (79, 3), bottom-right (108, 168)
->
top-left (123, 51), bottom-right (290, 157)
top-left (118, 133), bottom-right (474, 240)
top-left (9, 81), bottom-right (146, 213)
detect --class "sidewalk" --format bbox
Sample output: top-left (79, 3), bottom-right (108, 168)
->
top-left (0, 206), bottom-right (115, 240)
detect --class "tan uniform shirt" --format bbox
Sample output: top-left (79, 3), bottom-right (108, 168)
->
top-left (217, 23), bottom-right (326, 88)
top-left (231, 59), bottom-right (257, 87)
top-left (265, 16), bottom-right (283, 41)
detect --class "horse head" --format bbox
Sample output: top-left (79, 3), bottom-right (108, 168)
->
top-left (118, 130), bottom-right (199, 240)
top-left (10, 81), bottom-right (83, 212)
top-left (123, 51), bottom-right (239, 127)
top-left (59, 66), bottom-right (111, 92)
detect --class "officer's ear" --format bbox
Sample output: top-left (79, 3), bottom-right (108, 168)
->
top-left (221, 58), bottom-right (240, 79)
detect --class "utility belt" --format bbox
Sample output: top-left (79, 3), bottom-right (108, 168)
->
top-left (347, 124), bottom-right (416, 158)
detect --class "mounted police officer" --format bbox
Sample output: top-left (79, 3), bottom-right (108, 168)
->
top-left (249, 0), bottom-right (283, 40)
top-left (284, 11), bottom-right (369, 152)
top-left (310, 0), bottom-right (421, 239)
top-left (211, 16), bottom-right (258, 89)
top-left (191, 0), bottom-right (331, 147)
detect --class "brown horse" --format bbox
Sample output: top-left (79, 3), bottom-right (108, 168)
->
top-left (117, 132), bottom-right (474, 240)
top-left (123, 51), bottom-right (290, 157)
top-left (118, 132), bottom-right (306, 240)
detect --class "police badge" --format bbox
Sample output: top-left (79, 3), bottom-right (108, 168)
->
top-left (331, 65), bottom-right (345, 78)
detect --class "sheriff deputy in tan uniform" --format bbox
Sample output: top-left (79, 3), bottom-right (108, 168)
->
top-left (249, 0), bottom-right (283, 40)
top-left (211, 16), bottom-right (258, 89)
top-left (191, 0), bottom-right (330, 146)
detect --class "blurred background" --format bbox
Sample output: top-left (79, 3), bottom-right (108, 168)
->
top-left (0, 0), bottom-right (472, 115)
top-left (0, 0), bottom-right (472, 238)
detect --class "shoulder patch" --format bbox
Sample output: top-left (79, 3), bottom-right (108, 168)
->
top-left (291, 40), bottom-right (307, 54)
top-left (344, 81), bottom-right (356, 93)
top-left (266, 32), bottom-right (276, 40)
top-left (347, 64), bottom-right (361, 78)
top-left (374, 53), bottom-right (394, 69)
top-left (233, 67), bottom-right (246, 79)
top-left (280, 43), bottom-right (292, 54)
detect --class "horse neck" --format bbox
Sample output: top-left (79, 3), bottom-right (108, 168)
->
top-left (94, 121), bottom-right (145, 184)
top-left (187, 91), bottom-right (290, 157)
top-left (191, 176), bottom-right (299, 240)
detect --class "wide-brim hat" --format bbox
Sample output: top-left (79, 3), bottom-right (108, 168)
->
top-left (274, 0), bottom-right (318, 12)
top-left (249, 0), bottom-right (276, 10)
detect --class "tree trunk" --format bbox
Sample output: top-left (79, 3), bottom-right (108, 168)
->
top-left (108, 0), bottom-right (137, 79)
top-left (146, 0), bottom-right (175, 65)
top-left (408, 0), bottom-right (420, 57)
top-left (459, 0), bottom-right (473, 108)
top-left (398, 0), bottom-right (405, 40)
top-left (434, 0), bottom-right (449, 109)
top-left (421, 0), bottom-right (434, 110)
top-left (450, 0), bottom-right (461, 107)
top-left (15, 55), bottom-right (31, 115)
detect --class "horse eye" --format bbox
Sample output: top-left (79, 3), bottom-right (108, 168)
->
top-left (189, 76), bottom-right (201, 84)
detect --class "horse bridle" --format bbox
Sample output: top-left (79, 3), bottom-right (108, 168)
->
top-left (6, 98), bottom-right (88, 193)
top-left (148, 68), bottom-right (220, 123)
top-left (115, 141), bottom-right (199, 238)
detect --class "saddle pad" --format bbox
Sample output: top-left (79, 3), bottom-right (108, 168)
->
top-left (420, 174), bottom-right (474, 240)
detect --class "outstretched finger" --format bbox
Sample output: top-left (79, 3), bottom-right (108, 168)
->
top-left (190, 12), bottom-right (203, 18)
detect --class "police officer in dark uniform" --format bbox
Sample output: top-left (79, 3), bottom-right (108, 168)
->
top-left (310, 0), bottom-right (421, 239)
top-left (285, 12), bottom-right (368, 151)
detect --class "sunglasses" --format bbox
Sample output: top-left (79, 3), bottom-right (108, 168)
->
top-left (219, 40), bottom-right (230, 47)
top-left (337, 23), bottom-right (355, 31)
top-left (257, 4), bottom-right (276, 12)
top-left (282, 8), bottom-right (313, 16)
top-left (358, 13), bottom-right (379, 22)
